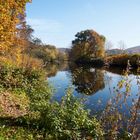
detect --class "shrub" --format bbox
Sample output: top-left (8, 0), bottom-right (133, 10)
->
top-left (0, 126), bottom-right (41, 140)
top-left (0, 89), bottom-right (104, 139)
top-left (36, 88), bottom-right (104, 139)
top-left (0, 57), bottom-right (104, 139)
top-left (0, 60), bottom-right (45, 94)
top-left (0, 54), bottom-right (43, 70)
top-left (106, 54), bottom-right (140, 67)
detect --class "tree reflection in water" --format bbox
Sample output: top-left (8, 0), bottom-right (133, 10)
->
top-left (45, 62), bottom-right (69, 77)
top-left (70, 65), bottom-right (105, 95)
top-left (69, 64), bottom-right (139, 139)
top-left (46, 63), bottom-right (140, 139)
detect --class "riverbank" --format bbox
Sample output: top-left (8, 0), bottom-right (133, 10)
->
top-left (106, 54), bottom-right (140, 67)
top-left (74, 54), bottom-right (140, 68)
top-left (0, 59), bottom-right (104, 139)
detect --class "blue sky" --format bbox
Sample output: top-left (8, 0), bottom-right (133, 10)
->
top-left (26, 0), bottom-right (140, 48)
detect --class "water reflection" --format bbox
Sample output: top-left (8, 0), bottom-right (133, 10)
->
top-left (70, 65), bottom-right (105, 95)
top-left (45, 62), bottom-right (69, 77)
top-left (105, 66), bottom-right (140, 75)
top-left (45, 62), bottom-right (139, 79)
top-left (47, 63), bottom-right (140, 138)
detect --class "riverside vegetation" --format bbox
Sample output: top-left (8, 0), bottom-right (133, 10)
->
top-left (0, 0), bottom-right (140, 140)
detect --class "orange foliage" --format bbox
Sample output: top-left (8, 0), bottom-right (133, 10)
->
top-left (0, 0), bottom-right (31, 54)
top-left (71, 30), bottom-right (105, 61)
top-left (0, 54), bottom-right (43, 70)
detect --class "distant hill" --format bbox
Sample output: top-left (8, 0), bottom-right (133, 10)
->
top-left (107, 46), bottom-right (140, 55)
top-left (125, 46), bottom-right (140, 54)
top-left (58, 46), bottom-right (140, 56)
top-left (58, 48), bottom-right (71, 53)
top-left (106, 49), bottom-right (122, 55)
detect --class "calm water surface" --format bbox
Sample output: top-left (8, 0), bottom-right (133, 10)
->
top-left (46, 63), bottom-right (140, 135)
top-left (47, 63), bottom-right (139, 115)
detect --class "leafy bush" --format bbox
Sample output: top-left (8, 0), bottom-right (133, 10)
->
top-left (0, 57), bottom-right (104, 139)
top-left (0, 86), bottom-right (104, 139)
top-left (0, 54), bottom-right (43, 69)
top-left (0, 61), bottom-right (45, 92)
top-left (0, 126), bottom-right (41, 140)
top-left (35, 88), bottom-right (104, 139)
top-left (26, 45), bottom-right (68, 63)
top-left (106, 54), bottom-right (140, 67)
top-left (0, 59), bottom-right (52, 118)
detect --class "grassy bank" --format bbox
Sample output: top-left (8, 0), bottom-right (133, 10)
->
top-left (0, 59), bottom-right (104, 139)
top-left (0, 56), bottom-right (139, 139)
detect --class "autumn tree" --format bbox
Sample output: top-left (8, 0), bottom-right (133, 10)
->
top-left (0, 0), bottom-right (31, 54)
top-left (70, 30), bottom-right (106, 62)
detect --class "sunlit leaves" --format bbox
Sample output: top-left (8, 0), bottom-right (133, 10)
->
top-left (0, 0), bottom-right (30, 54)
top-left (70, 30), bottom-right (106, 62)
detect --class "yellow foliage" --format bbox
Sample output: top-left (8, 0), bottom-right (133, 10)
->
top-left (0, 54), bottom-right (43, 70)
top-left (71, 30), bottom-right (105, 61)
top-left (20, 54), bottom-right (43, 70)
top-left (0, 91), bottom-right (29, 118)
top-left (0, 0), bottom-right (31, 55)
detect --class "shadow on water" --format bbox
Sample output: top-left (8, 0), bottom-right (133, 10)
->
top-left (104, 66), bottom-right (140, 76)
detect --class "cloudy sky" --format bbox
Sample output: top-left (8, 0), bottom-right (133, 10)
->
top-left (26, 0), bottom-right (140, 48)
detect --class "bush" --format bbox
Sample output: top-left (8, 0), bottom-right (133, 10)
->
top-left (0, 57), bottom-right (104, 139)
top-left (0, 60), bottom-right (48, 97)
top-left (0, 126), bottom-right (41, 140)
top-left (0, 59), bottom-right (52, 118)
top-left (0, 55), bottom-right (43, 70)
top-left (14, 88), bottom-right (104, 139)
top-left (26, 45), bottom-right (68, 63)
top-left (106, 54), bottom-right (140, 67)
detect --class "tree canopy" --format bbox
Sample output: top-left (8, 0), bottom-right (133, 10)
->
top-left (0, 0), bottom-right (31, 54)
top-left (70, 29), bottom-right (106, 62)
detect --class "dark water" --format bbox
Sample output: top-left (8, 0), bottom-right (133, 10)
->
top-left (46, 63), bottom-right (140, 134)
